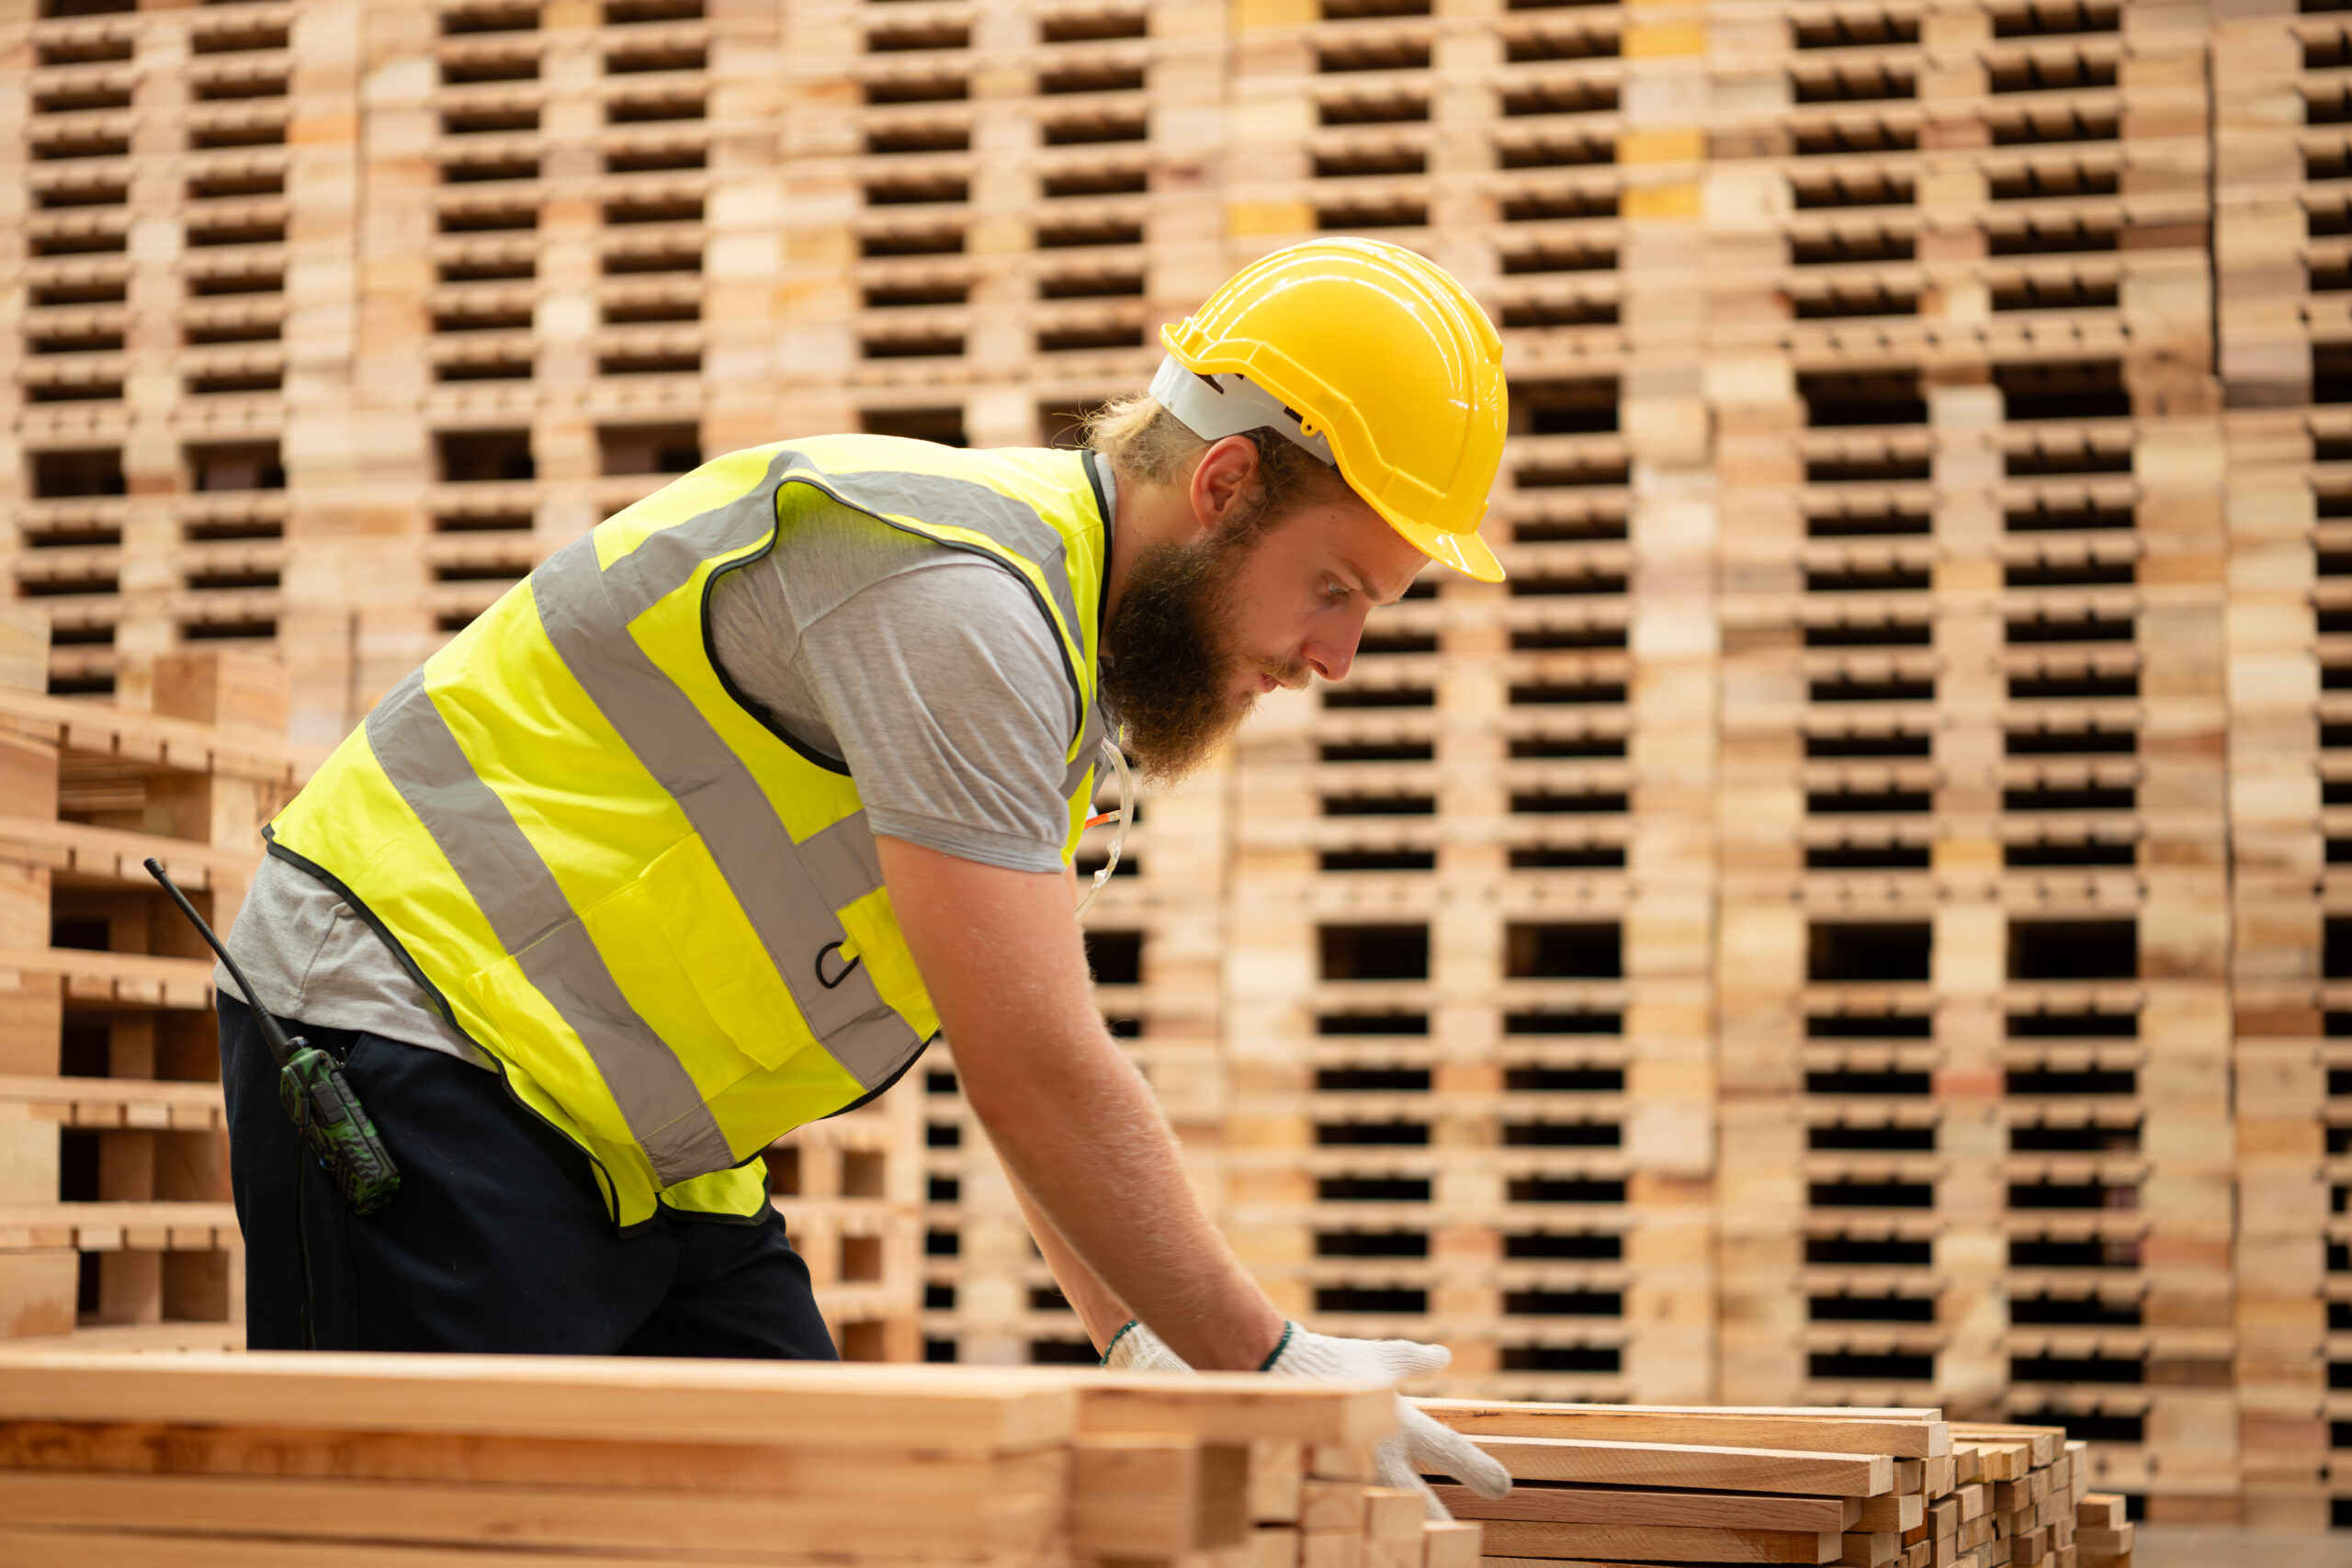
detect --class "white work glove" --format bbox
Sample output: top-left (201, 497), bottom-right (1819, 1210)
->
top-left (1101, 1320), bottom-right (1512, 1521)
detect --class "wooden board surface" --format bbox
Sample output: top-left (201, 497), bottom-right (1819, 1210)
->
top-left (1081, 1372), bottom-right (1394, 1447)
top-left (1429, 1483), bottom-right (1858, 1532)
top-left (0, 1470), bottom-right (1066, 1558)
top-left (0, 1524), bottom-right (1015, 1568)
top-left (1416, 1401), bottom-right (1949, 1459)
top-left (0, 1352), bottom-right (1077, 1452)
top-left (0, 1420), bottom-right (1062, 1494)
top-left (1464, 1435), bottom-right (1894, 1496)
top-left (1476, 1520), bottom-right (1842, 1565)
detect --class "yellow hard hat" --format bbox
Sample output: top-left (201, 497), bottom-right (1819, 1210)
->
top-left (1153, 237), bottom-right (1509, 582)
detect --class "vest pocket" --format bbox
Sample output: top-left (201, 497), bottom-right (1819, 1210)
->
top-left (587, 837), bottom-right (818, 1077)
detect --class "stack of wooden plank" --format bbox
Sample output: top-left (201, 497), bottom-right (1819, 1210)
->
top-left (0, 1350), bottom-right (1476, 1568)
top-left (2071, 1494), bottom-right (2131, 1568)
top-left (1413, 1402), bottom-right (2099, 1568)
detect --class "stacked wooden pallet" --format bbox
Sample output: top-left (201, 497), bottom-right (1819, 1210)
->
top-left (1414, 1401), bottom-right (2094, 1568)
top-left (0, 646), bottom-right (311, 1349)
top-left (763, 1087), bottom-right (928, 1364)
top-left (0, 1350), bottom-right (1477, 1568)
top-left (2212, 2), bottom-right (2343, 1531)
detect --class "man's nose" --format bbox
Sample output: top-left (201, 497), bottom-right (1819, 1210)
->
top-left (1303, 613), bottom-right (1365, 682)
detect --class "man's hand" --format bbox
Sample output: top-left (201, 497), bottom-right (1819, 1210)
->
top-left (1102, 1320), bottom-right (1513, 1521)
top-left (877, 836), bottom-right (1285, 1371)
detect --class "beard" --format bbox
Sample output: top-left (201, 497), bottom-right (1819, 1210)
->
top-left (1100, 531), bottom-right (1295, 784)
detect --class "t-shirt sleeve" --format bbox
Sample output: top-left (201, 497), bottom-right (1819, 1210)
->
top-left (786, 558), bottom-right (1080, 874)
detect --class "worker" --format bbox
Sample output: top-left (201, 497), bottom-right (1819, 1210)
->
top-left (215, 237), bottom-right (1512, 1515)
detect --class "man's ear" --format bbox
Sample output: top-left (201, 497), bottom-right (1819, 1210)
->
top-left (1188, 435), bottom-right (1263, 538)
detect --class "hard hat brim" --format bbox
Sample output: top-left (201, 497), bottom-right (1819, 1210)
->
top-left (1375, 508), bottom-right (1508, 584)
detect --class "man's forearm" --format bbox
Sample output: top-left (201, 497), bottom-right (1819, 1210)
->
top-left (967, 1024), bottom-right (1283, 1371)
top-left (1003, 1163), bottom-right (1131, 1352)
top-left (876, 835), bottom-right (1284, 1372)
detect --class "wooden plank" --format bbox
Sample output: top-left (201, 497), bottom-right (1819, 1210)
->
top-left (1070, 1434), bottom-right (1249, 1557)
top-left (1859, 1495), bottom-right (1928, 1532)
top-left (1950, 1427), bottom-right (2064, 1469)
top-left (1301, 1476), bottom-right (1368, 1531)
top-left (1302, 1532), bottom-right (1363, 1568)
top-left (1254, 1525), bottom-right (1305, 1568)
top-left (2074, 1526), bottom-right (2132, 1557)
top-left (1415, 1401), bottom-right (1949, 1459)
top-left (0, 1525), bottom-right (1001, 1567)
top-left (1430, 1483), bottom-right (1859, 1532)
top-left (0, 685), bottom-right (322, 784)
top-left (1083, 1373), bottom-right (1395, 1448)
top-left (1420, 1520), bottom-right (1480, 1568)
top-left (0, 1077), bottom-right (223, 1121)
top-left (0, 949), bottom-right (213, 1010)
top-left (1363, 1486), bottom-right (1422, 1568)
top-left (1251, 1439), bottom-right (1306, 1524)
top-left (0, 814), bottom-right (254, 888)
top-left (0, 1203), bottom-right (239, 1252)
top-left (1843, 1530), bottom-right (1901, 1567)
top-left (0, 1419), bottom-right (1073, 1496)
top-left (2074, 1496), bottom-right (2124, 1530)
top-left (1464, 1435), bottom-right (1894, 1496)
top-left (1476, 1522), bottom-right (1842, 1564)
top-left (0, 1469), bottom-right (1066, 1558)
top-left (0, 1352), bottom-right (1077, 1452)
top-left (1967, 1443), bottom-right (2031, 1483)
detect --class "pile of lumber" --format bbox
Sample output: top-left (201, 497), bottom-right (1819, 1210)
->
top-left (1414, 1402), bottom-right (2120, 1568)
top-left (0, 1350), bottom-right (1468, 1568)
top-left (0, 1354), bottom-right (2133, 1568)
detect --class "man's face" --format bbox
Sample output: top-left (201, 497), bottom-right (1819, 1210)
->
top-left (1102, 486), bottom-right (1430, 784)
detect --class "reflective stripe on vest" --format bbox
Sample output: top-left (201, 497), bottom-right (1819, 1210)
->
top-left (266, 437), bottom-right (1112, 1222)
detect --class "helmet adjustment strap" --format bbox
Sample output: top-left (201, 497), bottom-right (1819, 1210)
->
top-left (1148, 355), bottom-right (1339, 468)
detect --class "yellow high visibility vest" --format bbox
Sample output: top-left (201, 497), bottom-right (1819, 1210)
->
top-left (266, 436), bottom-right (1114, 1227)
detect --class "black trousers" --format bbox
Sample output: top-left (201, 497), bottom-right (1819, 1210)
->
top-left (219, 996), bottom-right (838, 1358)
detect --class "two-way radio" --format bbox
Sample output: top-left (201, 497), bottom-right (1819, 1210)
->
top-left (144, 858), bottom-right (401, 1348)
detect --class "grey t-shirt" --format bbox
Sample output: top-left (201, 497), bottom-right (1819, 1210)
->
top-left (220, 469), bottom-right (1110, 1063)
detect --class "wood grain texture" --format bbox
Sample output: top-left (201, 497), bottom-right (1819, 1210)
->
top-left (1464, 1435), bottom-right (1894, 1496)
top-left (1476, 1520), bottom-right (1841, 1564)
top-left (0, 1469), bottom-right (1066, 1557)
top-left (0, 1524), bottom-right (1021, 1567)
top-left (0, 1420), bottom-right (1060, 1493)
top-left (0, 1352), bottom-right (1078, 1452)
top-left (2074, 1496), bottom-right (2124, 1530)
top-left (1416, 1402), bottom-right (1949, 1459)
top-left (1069, 1435), bottom-right (1240, 1558)
top-left (1429, 1483), bottom-right (1859, 1531)
top-left (1420, 1520), bottom-right (1481, 1568)
top-left (1841, 1529), bottom-right (1900, 1567)
top-left (1947, 1427), bottom-right (2064, 1468)
top-left (1083, 1376), bottom-right (1394, 1447)
top-left (1857, 1495), bottom-right (1928, 1532)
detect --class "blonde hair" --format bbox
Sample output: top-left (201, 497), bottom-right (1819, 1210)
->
top-left (1084, 394), bottom-right (1359, 531)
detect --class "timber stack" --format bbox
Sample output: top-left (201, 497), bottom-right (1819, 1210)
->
top-left (0, 1351), bottom-right (1457, 1568)
top-left (0, 1355), bottom-right (2129, 1568)
top-left (1419, 1400), bottom-right (2104, 1568)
